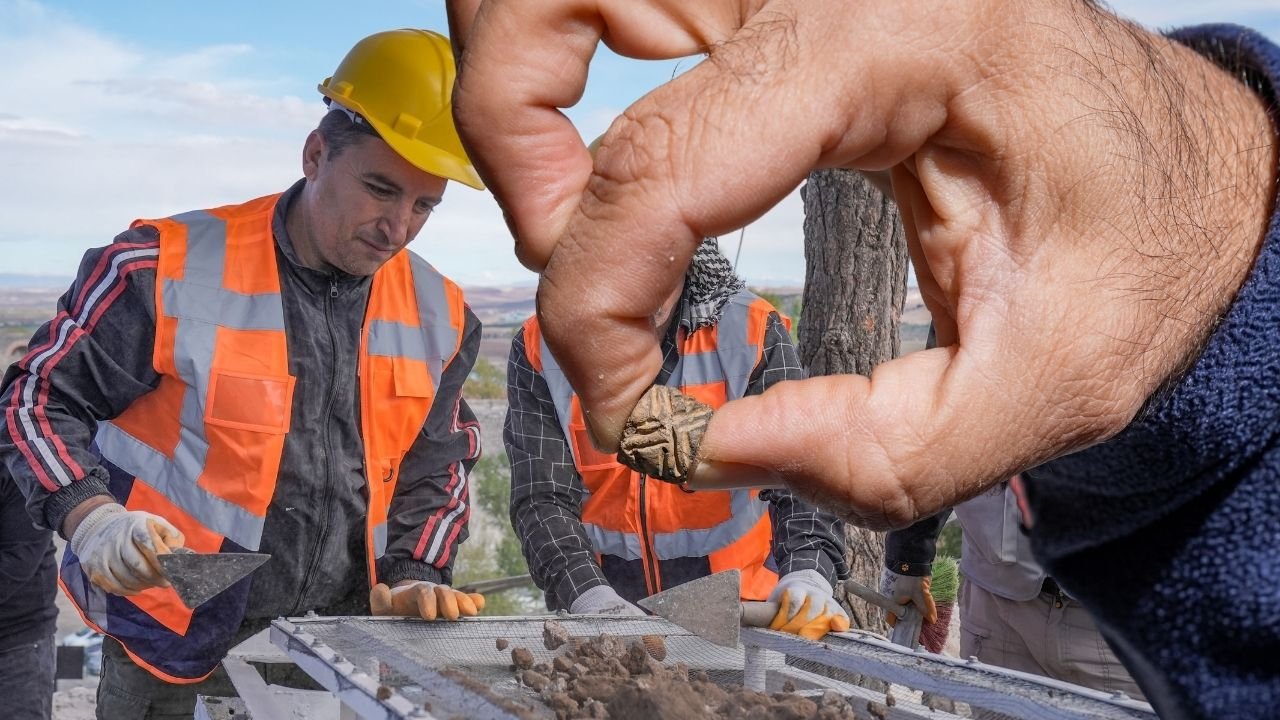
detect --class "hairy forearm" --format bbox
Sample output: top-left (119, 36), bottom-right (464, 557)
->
top-left (1051, 5), bottom-right (1277, 398)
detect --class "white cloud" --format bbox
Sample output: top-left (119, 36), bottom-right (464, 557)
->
top-left (0, 1), bottom-right (327, 276)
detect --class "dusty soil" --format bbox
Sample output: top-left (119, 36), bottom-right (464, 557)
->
top-left (506, 621), bottom-right (888, 720)
top-left (618, 385), bottom-right (713, 483)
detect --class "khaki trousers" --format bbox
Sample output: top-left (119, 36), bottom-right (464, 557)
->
top-left (959, 578), bottom-right (1145, 713)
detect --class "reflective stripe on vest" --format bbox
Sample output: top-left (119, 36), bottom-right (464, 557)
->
top-left (360, 252), bottom-right (460, 556)
top-left (531, 290), bottom-right (770, 560)
top-left (97, 209), bottom-right (281, 550)
top-left (63, 194), bottom-right (465, 682)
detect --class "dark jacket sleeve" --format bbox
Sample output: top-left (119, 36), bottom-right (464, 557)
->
top-left (376, 307), bottom-right (483, 586)
top-left (0, 477), bottom-right (53, 606)
top-left (505, 327), bottom-right (608, 611)
top-left (883, 509), bottom-right (952, 576)
top-left (0, 230), bottom-right (163, 535)
top-left (754, 312), bottom-right (851, 585)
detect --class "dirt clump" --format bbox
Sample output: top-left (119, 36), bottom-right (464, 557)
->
top-left (618, 385), bottom-right (712, 483)
top-left (497, 637), bottom-right (510, 651)
top-left (544, 619), bottom-right (572, 650)
top-left (510, 633), bottom-right (871, 720)
top-left (512, 646), bottom-right (535, 670)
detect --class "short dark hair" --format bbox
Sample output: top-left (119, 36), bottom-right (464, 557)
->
top-left (316, 103), bottom-right (382, 159)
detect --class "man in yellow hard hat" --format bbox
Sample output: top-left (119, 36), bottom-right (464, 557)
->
top-left (0, 28), bottom-right (485, 718)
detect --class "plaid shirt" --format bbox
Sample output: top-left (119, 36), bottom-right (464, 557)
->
top-left (505, 299), bottom-right (849, 611)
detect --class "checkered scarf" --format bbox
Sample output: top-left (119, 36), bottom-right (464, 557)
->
top-left (682, 238), bottom-right (746, 330)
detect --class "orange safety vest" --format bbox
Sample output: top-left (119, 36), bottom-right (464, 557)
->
top-left (58, 193), bottom-right (466, 682)
top-left (523, 290), bottom-right (784, 601)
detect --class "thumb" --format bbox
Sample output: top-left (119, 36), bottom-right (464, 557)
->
top-left (146, 517), bottom-right (184, 553)
top-left (138, 519), bottom-right (181, 588)
top-left (694, 350), bottom-right (1038, 529)
top-left (369, 583), bottom-right (395, 616)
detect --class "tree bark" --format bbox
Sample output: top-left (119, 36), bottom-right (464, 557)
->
top-left (799, 169), bottom-right (907, 633)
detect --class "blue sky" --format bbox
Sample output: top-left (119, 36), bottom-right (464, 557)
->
top-left (2, 1), bottom-right (1277, 286)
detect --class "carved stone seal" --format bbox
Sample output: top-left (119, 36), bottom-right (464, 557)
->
top-left (617, 385), bottom-right (713, 483)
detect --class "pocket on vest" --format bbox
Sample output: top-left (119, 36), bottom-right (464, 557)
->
top-left (204, 370), bottom-right (295, 434)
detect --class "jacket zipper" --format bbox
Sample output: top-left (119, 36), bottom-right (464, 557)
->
top-left (638, 473), bottom-right (661, 595)
top-left (292, 276), bottom-right (341, 611)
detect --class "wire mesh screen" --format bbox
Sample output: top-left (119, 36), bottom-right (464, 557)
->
top-left (282, 615), bottom-right (754, 718)
top-left (272, 616), bottom-right (1150, 720)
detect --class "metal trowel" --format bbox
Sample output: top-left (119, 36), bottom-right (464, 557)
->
top-left (157, 548), bottom-right (270, 608)
top-left (638, 569), bottom-right (781, 648)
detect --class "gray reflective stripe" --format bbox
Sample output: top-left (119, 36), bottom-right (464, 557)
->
top-left (162, 280), bottom-right (285, 331)
top-left (97, 422), bottom-right (267, 549)
top-left (535, 335), bottom-right (582, 467)
top-left (372, 521), bottom-right (388, 557)
top-left (94, 208), bottom-right (279, 551)
top-left (173, 210), bottom-right (226, 287)
top-left (367, 320), bottom-right (428, 361)
top-left (651, 489), bottom-right (768, 559)
top-left (715, 291), bottom-right (761, 402)
top-left (584, 524), bottom-right (642, 560)
top-left (409, 256), bottom-right (458, 388)
top-left (672, 350), bottom-right (725, 387)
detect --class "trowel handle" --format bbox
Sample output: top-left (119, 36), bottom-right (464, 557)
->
top-left (740, 601), bottom-right (780, 628)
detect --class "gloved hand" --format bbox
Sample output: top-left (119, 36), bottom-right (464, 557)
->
top-left (370, 580), bottom-right (486, 621)
top-left (569, 585), bottom-right (646, 616)
top-left (69, 503), bottom-right (184, 596)
top-left (882, 568), bottom-right (938, 626)
top-left (767, 570), bottom-right (851, 640)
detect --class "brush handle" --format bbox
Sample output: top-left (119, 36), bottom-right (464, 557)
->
top-left (841, 578), bottom-right (906, 618)
top-left (740, 601), bottom-right (780, 628)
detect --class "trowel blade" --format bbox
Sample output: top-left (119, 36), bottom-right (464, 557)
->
top-left (157, 549), bottom-right (270, 608)
top-left (638, 569), bottom-right (743, 648)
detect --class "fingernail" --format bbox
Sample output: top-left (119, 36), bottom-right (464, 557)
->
top-left (685, 460), bottom-right (784, 491)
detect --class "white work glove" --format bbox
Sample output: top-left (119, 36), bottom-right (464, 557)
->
top-left (370, 580), bottom-right (485, 621)
top-left (70, 503), bottom-right (184, 596)
top-left (880, 568), bottom-right (938, 625)
top-left (569, 585), bottom-right (646, 616)
top-left (767, 570), bottom-right (852, 640)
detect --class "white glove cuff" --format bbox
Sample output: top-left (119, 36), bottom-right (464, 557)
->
top-left (570, 584), bottom-right (625, 614)
top-left (70, 502), bottom-right (126, 554)
top-left (777, 569), bottom-right (835, 599)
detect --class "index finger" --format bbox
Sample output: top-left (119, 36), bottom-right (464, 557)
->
top-left (449, 0), bottom-right (743, 272)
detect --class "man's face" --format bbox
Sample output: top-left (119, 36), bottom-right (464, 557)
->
top-left (300, 130), bottom-right (447, 276)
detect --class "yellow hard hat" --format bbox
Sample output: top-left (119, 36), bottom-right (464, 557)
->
top-left (319, 29), bottom-right (484, 190)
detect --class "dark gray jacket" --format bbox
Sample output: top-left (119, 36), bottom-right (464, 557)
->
top-left (0, 180), bottom-right (481, 619)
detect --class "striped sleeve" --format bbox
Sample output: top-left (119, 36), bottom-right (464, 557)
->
top-left (0, 228), bottom-right (163, 534)
top-left (376, 305), bottom-right (483, 586)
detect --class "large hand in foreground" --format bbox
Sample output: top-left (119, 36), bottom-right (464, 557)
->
top-left (449, 0), bottom-right (1276, 526)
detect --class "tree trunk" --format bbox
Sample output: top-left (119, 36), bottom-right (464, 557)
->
top-left (799, 169), bottom-right (907, 633)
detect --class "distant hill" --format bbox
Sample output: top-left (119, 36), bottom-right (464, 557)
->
top-left (0, 274), bottom-right (72, 289)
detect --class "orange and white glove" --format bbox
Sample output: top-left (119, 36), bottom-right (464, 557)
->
top-left (767, 570), bottom-right (851, 640)
top-left (69, 503), bottom-right (184, 596)
top-left (883, 569), bottom-right (938, 626)
top-left (370, 580), bottom-right (485, 621)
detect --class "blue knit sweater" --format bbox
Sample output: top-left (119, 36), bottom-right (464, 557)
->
top-left (1025, 25), bottom-right (1280, 720)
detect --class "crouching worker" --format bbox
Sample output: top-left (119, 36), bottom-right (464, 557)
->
top-left (506, 237), bottom-right (850, 640)
top-left (0, 29), bottom-right (485, 719)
